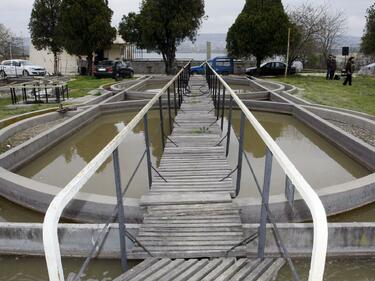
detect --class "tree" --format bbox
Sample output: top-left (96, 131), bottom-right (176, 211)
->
top-left (287, 3), bottom-right (325, 67)
top-left (361, 3), bottom-right (375, 56)
top-left (119, 0), bottom-right (205, 74)
top-left (59, 0), bottom-right (116, 75)
top-left (0, 24), bottom-right (23, 60)
top-left (227, 0), bottom-right (290, 71)
top-left (317, 10), bottom-right (346, 65)
top-left (29, 0), bottom-right (62, 75)
top-left (0, 24), bottom-right (12, 60)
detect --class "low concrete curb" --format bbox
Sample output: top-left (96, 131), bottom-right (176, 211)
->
top-left (0, 223), bottom-right (374, 258)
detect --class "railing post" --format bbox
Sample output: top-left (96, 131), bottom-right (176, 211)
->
top-left (235, 112), bottom-right (245, 196)
top-left (112, 148), bottom-right (128, 272)
top-left (159, 96), bottom-right (165, 149)
top-left (226, 95), bottom-right (233, 157)
top-left (216, 81), bottom-right (221, 120)
top-left (221, 86), bottom-right (226, 130)
top-left (143, 114), bottom-right (152, 189)
top-left (173, 80), bottom-right (177, 115)
top-left (167, 87), bottom-right (172, 134)
top-left (258, 147), bottom-right (273, 259)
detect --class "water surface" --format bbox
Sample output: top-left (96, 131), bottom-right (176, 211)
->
top-left (225, 111), bottom-right (371, 198)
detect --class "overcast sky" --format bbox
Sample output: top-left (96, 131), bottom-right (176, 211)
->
top-left (0, 0), bottom-right (373, 37)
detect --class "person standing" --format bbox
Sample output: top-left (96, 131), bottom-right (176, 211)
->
top-left (330, 56), bottom-right (337, 80)
top-left (343, 57), bottom-right (355, 86)
top-left (326, 55), bottom-right (332, 80)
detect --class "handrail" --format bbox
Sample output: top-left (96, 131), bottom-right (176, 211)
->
top-left (205, 63), bottom-right (328, 281)
top-left (42, 62), bottom-right (191, 281)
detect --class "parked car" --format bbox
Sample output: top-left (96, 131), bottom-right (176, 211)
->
top-left (246, 62), bottom-right (296, 76)
top-left (0, 59), bottom-right (47, 77)
top-left (358, 63), bottom-right (375, 76)
top-left (190, 57), bottom-right (234, 75)
top-left (94, 60), bottom-right (134, 79)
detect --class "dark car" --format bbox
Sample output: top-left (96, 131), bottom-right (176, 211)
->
top-left (246, 62), bottom-right (296, 76)
top-left (94, 60), bottom-right (134, 79)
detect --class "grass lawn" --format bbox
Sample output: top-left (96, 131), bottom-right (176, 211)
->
top-left (0, 98), bottom-right (57, 121)
top-left (270, 75), bottom-right (375, 115)
top-left (67, 76), bottom-right (115, 98)
top-left (0, 75), bottom-right (122, 122)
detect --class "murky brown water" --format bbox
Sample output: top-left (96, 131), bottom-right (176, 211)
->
top-left (0, 255), bottom-right (137, 281)
top-left (277, 258), bottom-right (375, 281)
top-left (17, 111), bottom-right (172, 199)
top-left (0, 110), bottom-right (366, 223)
top-left (225, 111), bottom-right (371, 198)
top-left (0, 256), bottom-right (374, 281)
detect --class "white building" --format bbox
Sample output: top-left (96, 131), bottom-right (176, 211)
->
top-left (29, 35), bottom-right (136, 75)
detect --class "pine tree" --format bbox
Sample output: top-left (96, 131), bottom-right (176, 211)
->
top-left (361, 3), bottom-right (375, 56)
top-left (226, 0), bottom-right (290, 70)
top-left (29, 0), bottom-right (62, 75)
top-left (59, 0), bottom-right (116, 75)
top-left (119, 0), bottom-right (205, 74)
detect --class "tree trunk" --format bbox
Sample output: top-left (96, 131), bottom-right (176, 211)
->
top-left (53, 52), bottom-right (59, 76)
top-left (256, 57), bottom-right (262, 74)
top-left (163, 50), bottom-right (176, 75)
top-left (87, 53), bottom-right (93, 76)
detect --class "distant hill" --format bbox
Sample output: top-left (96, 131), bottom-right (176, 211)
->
top-left (337, 36), bottom-right (361, 49)
top-left (177, 33), bottom-right (363, 54)
top-left (178, 33), bottom-right (227, 53)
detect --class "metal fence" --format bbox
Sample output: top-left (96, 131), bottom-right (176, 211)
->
top-left (42, 62), bottom-right (191, 281)
top-left (205, 63), bottom-right (328, 281)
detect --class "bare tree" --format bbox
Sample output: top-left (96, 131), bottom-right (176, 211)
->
top-left (288, 3), bottom-right (325, 65)
top-left (287, 2), bottom-right (346, 68)
top-left (0, 23), bottom-right (12, 60)
top-left (317, 10), bottom-right (346, 64)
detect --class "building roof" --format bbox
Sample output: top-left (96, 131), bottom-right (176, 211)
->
top-left (113, 35), bottom-right (126, 45)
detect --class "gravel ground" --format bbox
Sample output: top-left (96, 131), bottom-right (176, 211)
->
top-left (0, 118), bottom-right (68, 153)
top-left (327, 119), bottom-right (375, 147)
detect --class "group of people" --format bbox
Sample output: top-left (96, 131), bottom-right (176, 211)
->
top-left (326, 54), bottom-right (355, 86)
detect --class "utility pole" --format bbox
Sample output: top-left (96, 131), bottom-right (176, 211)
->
top-left (9, 40), bottom-right (13, 60)
top-left (284, 28), bottom-right (291, 78)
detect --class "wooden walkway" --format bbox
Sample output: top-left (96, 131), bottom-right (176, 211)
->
top-left (117, 76), bottom-right (285, 280)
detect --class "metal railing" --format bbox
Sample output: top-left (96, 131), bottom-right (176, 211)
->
top-left (42, 62), bottom-right (191, 281)
top-left (205, 63), bottom-right (328, 281)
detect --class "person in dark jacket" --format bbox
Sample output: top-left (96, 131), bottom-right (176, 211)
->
top-left (326, 55), bottom-right (333, 80)
top-left (330, 56), bottom-right (337, 80)
top-left (343, 57), bottom-right (355, 86)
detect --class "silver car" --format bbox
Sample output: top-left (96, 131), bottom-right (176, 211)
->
top-left (0, 59), bottom-right (47, 77)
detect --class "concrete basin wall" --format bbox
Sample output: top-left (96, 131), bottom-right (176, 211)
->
top-left (0, 222), bottom-right (374, 258)
top-left (0, 77), bottom-right (373, 224)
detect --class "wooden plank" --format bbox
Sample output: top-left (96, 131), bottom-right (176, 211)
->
top-left (201, 258), bottom-right (236, 281)
top-left (257, 259), bottom-right (286, 281)
top-left (243, 259), bottom-right (275, 281)
top-left (129, 258), bottom-right (172, 281)
top-left (221, 259), bottom-right (260, 281)
top-left (143, 259), bottom-right (185, 281)
top-left (112, 258), bottom-right (159, 281)
top-left (173, 259), bottom-right (210, 281)
top-left (187, 258), bottom-right (223, 281)
top-left (140, 192), bottom-right (232, 206)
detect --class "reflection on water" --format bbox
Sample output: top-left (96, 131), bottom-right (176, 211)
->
top-left (0, 255), bottom-right (139, 281)
top-left (226, 111), bottom-right (370, 198)
top-left (329, 202), bottom-right (375, 222)
top-left (277, 258), bottom-right (375, 281)
top-left (4, 110), bottom-right (373, 222)
top-left (136, 82), bottom-right (166, 93)
top-left (17, 110), bottom-right (172, 198)
top-left (0, 196), bottom-right (43, 222)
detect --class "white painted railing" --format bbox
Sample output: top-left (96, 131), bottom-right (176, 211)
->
top-left (42, 62), bottom-right (190, 281)
top-left (207, 63), bottom-right (328, 281)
